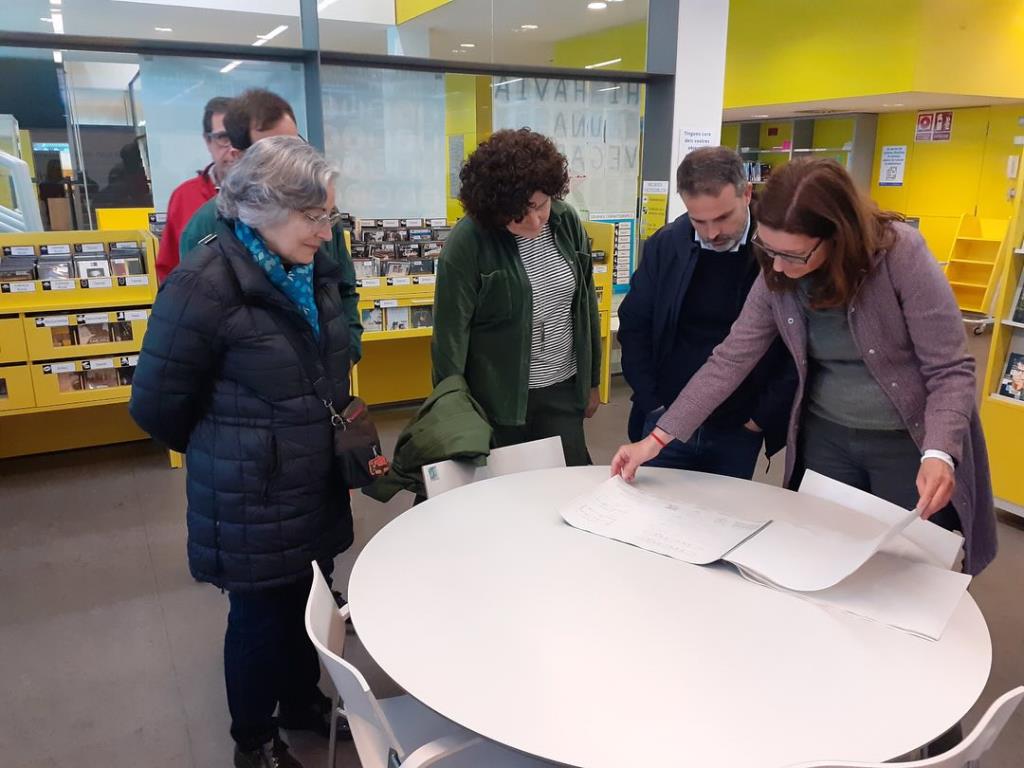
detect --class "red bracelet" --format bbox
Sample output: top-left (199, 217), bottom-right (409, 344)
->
top-left (649, 431), bottom-right (668, 448)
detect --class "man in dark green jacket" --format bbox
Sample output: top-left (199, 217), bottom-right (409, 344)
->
top-left (179, 88), bottom-right (362, 361)
top-left (432, 128), bottom-right (601, 466)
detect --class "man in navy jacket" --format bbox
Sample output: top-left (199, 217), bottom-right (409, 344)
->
top-left (617, 146), bottom-right (796, 478)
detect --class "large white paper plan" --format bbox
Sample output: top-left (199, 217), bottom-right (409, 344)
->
top-left (740, 552), bottom-right (971, 640)
top-left (560, 476), bottom-right (769, 565)
top-left (798, 469), bottom-right (964, 570)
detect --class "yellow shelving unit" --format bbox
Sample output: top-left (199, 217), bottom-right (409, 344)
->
top-left (945, 214), bottom-right (1010, 314)
top-left (0, 229), bottom-right (157, 459)
top-left (978, 150), bottom-right (1024, 516)
top-left (351, 221), bottom-right (616, 407)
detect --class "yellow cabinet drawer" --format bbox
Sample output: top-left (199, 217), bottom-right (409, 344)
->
top-left (0, 316), bottom-right (27, 363)
top-left (30, 355), bottom-right (136, 408)
top-left (24, 308), bottom-right (148, 361)
top-left (0, 364), bottom-right (35, 411)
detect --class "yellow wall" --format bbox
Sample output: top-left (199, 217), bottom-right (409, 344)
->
top-left (394, 0), bottom-right (451, 25)
top-left (869, 105), bottom-right (1024, 260)
top-left (812, 118), bottom-right (853, 151)
top-left (721, 123), bottom-right (740, 151)
top-left (725, 0), bottom-right (918, 107)
top-left (914, 0), bottom-right (1024, 99)
top-left (444, 74), bottom-right (492, 222)
top-left (552, 21), bottom-right (648, 72)
top-left (725, 0), bottom-right (1024, 108)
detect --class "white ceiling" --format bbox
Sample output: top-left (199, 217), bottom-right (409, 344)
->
top-left (724, 92), bottom-right (1024, 122)
top-left (399, 0), bottom-right (648, 64)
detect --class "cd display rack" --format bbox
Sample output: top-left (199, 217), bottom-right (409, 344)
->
top-left (0, 229), bottom-right (157, 459)
top-left (349, 219), bottom-right (615, 406)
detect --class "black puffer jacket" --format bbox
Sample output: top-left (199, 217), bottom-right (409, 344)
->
top-left (130, 219), bottom-right (355, 592)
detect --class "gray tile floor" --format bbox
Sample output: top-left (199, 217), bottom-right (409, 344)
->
top-left (1, 368), bottom-right (1022, 768)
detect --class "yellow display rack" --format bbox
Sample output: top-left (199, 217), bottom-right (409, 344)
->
top-left (945, 214), bottom-right (1010, 314)
top-left (978, 150), bottom-right (1024, 516)
top-left (350, 221), bottom-right (616, 407)
top-left (0, 229), bottom-right (157, 459)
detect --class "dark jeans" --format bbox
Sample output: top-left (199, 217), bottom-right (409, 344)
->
top-left (491, 377), bottom-right (592, 467)
top-left (225, 559), bottom-right (333, 751)
top-left (641, 408), bottom-right (763, 480)
top-left (798, 411), bottom-right (961, 533)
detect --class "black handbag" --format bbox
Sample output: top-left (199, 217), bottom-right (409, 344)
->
top-left (277, 318), bottom-right (389, 488)
top-left (309, 377), bottom-right (390, 489)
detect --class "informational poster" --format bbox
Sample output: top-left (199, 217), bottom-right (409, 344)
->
top-left (593, 217), bottom-right (635, 293)
top-left (915, 112), bottom-right (935, 142)
top-left (878, 145), bottom-right (907, 187)
top-left (932, 110), bottom-right (953, 141)
top-left (640, 180), bottom-right (669, 239)
top-left (448, 134), bottom-right (464, 197)
top-left (678, 126), bottom-right (715, 159)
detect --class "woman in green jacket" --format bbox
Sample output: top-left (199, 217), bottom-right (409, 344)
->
top-left (432, 128), bottom-right (602, 465)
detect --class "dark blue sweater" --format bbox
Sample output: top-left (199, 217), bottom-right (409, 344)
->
top-left (617, 213), bottom-right (797, 454)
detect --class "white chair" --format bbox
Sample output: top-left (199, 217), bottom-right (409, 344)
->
top-left (304, 562), bottom-right (552, 768)
top-left (786, 685), bottom-right (1024, 767)
top-left (422, 436), bottom-right (566, 499)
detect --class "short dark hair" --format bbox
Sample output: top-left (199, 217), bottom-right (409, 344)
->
top-left (458, 128), bottom-right (569, 230)
top-left (223, 89), bottom-right (296, 151)
top-left (202, 97), bottom-right (233, 135)
top-left (677, 146), bottom-right (746, 197)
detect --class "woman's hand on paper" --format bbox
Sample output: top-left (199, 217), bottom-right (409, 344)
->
top-left (916, 457), bottom-right (955, 519)
top-left (610, 430), bottom-right (667, 482)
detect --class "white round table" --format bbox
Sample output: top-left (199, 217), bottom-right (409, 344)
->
top-left (348, 467), bottom-right (991, 768)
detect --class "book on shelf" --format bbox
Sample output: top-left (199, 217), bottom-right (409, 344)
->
top-left (1011, 270), bottom-right (1024, 324)
top-left (998, 351), bottom-right (1024, 401)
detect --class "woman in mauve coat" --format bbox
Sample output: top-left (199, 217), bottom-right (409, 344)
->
top-left (612, 158), bottom-right (996, 578)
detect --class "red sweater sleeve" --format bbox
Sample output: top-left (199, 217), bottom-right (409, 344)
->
top-left (157, 188), bottom-right (184, 284)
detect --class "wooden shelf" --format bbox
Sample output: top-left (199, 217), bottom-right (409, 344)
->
top-left (791, 147), bottom-right (851, 153)
top-left (1, 395), bottom-right (129, 417)
top-left (988, 393), bottom-right (1024, 409)
top-left (948, 280), bottom-right (989, 289)
top-left (362, 327), bottom-right (433, 342)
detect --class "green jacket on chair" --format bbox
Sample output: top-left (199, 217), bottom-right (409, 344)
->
top-left (362, 374), bottom-right (493, 502)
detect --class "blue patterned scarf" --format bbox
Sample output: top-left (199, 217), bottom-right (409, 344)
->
top-left (234, 220), bottom-right (320, 338)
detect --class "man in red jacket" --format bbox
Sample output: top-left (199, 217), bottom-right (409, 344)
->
top-left (156, 96), bottom-right (236, 282)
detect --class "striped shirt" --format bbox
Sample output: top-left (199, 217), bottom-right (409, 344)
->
top-left (515, 223), bottom-right (577, 388)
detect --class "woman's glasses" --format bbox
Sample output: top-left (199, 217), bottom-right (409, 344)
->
top-left (303, 208), bottom-right (343, 229)
top-left (751, 233), bottom-right (823, 265)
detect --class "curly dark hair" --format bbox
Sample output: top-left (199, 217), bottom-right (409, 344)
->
top-left (458, 128), bottom-right (569, 230)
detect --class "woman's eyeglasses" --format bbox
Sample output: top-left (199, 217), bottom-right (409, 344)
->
top-left (751, 233), bottom-right (824, 265)
top-left (303, 208), bottom-right (343, 229)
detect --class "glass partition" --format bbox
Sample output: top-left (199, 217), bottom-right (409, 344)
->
top-left (321, 65), bottom-right (447, 219)
top-left (137, 55), bottom-right (307, 212)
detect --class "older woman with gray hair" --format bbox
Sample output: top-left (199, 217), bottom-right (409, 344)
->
top-left (131, 136), bottom-right (355, 768)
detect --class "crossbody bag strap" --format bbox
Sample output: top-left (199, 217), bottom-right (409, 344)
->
top-left (271, 314), bottom-right (346, 427)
